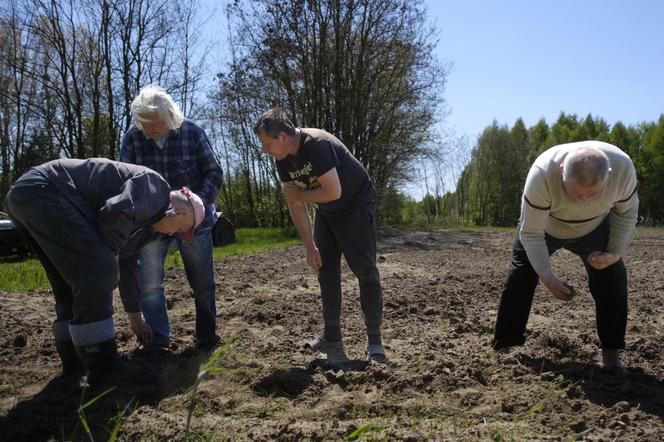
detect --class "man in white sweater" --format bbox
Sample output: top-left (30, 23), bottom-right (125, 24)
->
top-left (492, 140), bottom-right (638, 371)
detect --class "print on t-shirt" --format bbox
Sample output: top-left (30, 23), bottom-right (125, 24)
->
top-left (276, 128), bottom-right (375, 212)
top-left (288, 162), bottom-right (320, 189)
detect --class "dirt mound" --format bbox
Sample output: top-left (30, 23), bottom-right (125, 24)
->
top-left (1, 228), bottom-right (664, 440)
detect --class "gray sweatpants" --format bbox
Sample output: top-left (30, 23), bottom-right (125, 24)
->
top-left (314, 200), bottom-right (383, 339)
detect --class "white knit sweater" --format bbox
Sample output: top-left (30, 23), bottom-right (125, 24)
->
top-left (519, 140), bottom-right (638, 274)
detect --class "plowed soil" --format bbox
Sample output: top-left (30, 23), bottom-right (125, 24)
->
top-left (1, 228), bottom-right (663, 441)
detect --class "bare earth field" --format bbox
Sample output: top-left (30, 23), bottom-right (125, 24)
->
top-left (1, 228), bottom-right (664, 441)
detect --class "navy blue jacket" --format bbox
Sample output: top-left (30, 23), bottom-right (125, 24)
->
top-left (36, 158), bottom-right (171, 312)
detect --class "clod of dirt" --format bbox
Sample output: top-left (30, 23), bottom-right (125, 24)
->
top-left (12, 334), bottom-right (27, 347)
top-left (612, 401), bottom-right (631, 413)
top-left (569, 420), bottom-right (587, 433)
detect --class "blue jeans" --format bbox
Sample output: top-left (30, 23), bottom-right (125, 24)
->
top-left (139, 227), bottom-right (217, 347)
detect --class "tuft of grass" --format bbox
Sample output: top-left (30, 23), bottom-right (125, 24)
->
top-left (523, 403), bottom-right (545, 415)
top-left (345, 420), bottom-right (385, 441)
top-left (435, 318), bottom-right (450, 332)
top-left (480, 321), bottom-right (495, 335)
top-left (77, 386), bottom-right (126, 441)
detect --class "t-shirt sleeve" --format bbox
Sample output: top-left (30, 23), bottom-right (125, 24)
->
top-left (276, 160), bottom-right (291, 183)
top-left (308, 140), bottom-right (339, 178)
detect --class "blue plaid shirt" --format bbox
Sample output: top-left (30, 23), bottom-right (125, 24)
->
top-left (120, 119), bottom-right (223, 228)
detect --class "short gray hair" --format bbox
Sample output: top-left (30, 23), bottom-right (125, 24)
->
top-left (562, 147), bottom-right (610, 187)
top-left (130, 85), bottom-right (185, 131)
top-left (253, 107), bottom-right (296, 138)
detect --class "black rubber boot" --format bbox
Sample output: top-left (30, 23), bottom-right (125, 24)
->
top-left (75, 339), bottom-right (153, 387)
top-left (54, 338), bottom-right (85, 377)
top-left (53, 319), bottom-right (84, 377)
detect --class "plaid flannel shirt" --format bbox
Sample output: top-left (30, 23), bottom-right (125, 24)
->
top-left (120, 119), bottom-right (223, 228)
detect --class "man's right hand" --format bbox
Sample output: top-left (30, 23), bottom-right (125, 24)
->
top-left (305, 244), bottom-right (322, 271)
top-left (539, 270), bottom-right (575, 301)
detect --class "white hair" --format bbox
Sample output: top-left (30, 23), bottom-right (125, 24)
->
top-left (562, 146), bottom-right (610, 187)
top-left (130, 85), bottom-right (184, 131)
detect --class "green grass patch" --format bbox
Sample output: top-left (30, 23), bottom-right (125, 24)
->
top-left (399, 222), bottom-right (516, 233)
top-left (0, 258), bottom-right (50, 292)
top-left (212, 227), bottom-right (300, 260)
top-left (0, 227), bottom-right (300, 293)
top-left (164, 227), bottom-right (300, 267)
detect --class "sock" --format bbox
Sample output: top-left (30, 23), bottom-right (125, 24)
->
top-left (368, 333), bottom-right (382, 346)
top-left (323, 325), bottom-right (342, 343)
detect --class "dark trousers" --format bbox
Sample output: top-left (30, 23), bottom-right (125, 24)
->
top-left (314, 200), bottom-right (383, 336)
top-left (5, 178), bottom-right (117, 325)
top-left (493, 216), bottom-right (628, 350)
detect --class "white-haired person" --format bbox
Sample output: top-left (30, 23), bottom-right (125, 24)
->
top-left (120, 85), bottom-right (223, 350)
top-left (492, 141), bottom-right (638, 372)
top-left (4, 158), bottom-right (204, 386)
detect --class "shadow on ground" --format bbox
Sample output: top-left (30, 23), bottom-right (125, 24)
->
top-left (0, 347), bottom-right (213, 441)
top-left (518, 355), bottom-right (664, 419)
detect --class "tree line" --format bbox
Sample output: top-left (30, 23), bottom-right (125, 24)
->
top-left (415, 113), bottom-right (664, 227)
top-left (3, 1), bottom-right (661, 229)
top-left (0, 0), bottom-right (448, 228)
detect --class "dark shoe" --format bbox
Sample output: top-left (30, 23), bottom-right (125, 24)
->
top-left (196, 335), bottom-right (221, 351)
top-left (366, 344), bottom-right (393, 367)
top-left (55, 339), bottom-right (85, 377)
top-left (304, 336), bottom-right (349, 364)
top-left (142, 340), bottom-right (170, 350)
top-left (149, 337), bottom-right (170, 349)
top-left (76, 339), bottom-right (154, 387)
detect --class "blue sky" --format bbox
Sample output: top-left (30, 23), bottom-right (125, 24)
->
top-left (425, 0), bottom-right (664, 142)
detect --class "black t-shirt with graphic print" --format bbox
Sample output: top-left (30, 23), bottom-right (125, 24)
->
top-left (276, 128), bottom-right (376, 213)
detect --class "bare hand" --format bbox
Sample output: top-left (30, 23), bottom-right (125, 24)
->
top-left (540, 272), bottom-right (575, 301)
top-left (127, 312), bottom-right (153, 346)
top-left (587, 251), bottom-right (621, 270)
top-left (305, 244), bottom-right (322, 271)
top-left (282, 182), bottom-right (304, 204)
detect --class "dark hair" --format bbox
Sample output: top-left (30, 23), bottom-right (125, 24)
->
top-left (253, 107), bottom-right (296, 138)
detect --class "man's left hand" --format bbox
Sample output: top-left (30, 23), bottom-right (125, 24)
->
top-left (587, 251), bottom-right (621, 270)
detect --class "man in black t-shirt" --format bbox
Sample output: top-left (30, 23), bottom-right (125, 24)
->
top-left (254, 107), bottom-right (388, 366)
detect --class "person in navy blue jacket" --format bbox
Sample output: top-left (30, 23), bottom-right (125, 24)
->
top-left (4, 158), bottom-right (204, 386)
